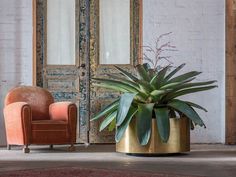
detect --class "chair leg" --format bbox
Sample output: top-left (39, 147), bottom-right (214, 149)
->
top-left (23, 145), bottom-right (30, 153)
top-left (50, 144), bottom-right (53, 149)
top-left (68, 144), bottom-right (76, 152)
top-left (7, 144), bottom-right (11, 150)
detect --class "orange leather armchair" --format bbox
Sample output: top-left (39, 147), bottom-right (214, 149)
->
top-left (3, 86), bottom-right (77, 153)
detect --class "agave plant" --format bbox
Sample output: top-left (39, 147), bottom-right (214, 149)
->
top-left (91, 63), bottom-right (217, 145)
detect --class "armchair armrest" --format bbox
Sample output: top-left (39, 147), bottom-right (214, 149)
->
top-left (49, 102), bottom-right (77, 142)
top-left (3, 102), bottom-right (32, 145)
top-left (49, 102), bottom-right (77, 121)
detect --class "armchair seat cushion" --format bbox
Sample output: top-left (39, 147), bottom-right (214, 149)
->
top-left (31, 120), bottom-right (69, 144)
top-left (32, 120), bottom-right (67, 131)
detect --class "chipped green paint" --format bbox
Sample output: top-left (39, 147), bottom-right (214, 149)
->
top-left (78, 0), bottom-right (91, 142)
top-left (36, 0), bottom-right (46, 87)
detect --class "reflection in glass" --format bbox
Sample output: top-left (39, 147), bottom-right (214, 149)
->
top-left (99, 0), bottom-right (130, 64)
top-left (47, 0), bottom-right (75, 65)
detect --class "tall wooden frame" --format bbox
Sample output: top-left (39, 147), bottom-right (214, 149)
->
top-left (33, 0), bottom-right (37, 86)
top-left (226, 0), bottom-right (236, 144)
top-left (88, 0), bottom-right (143, 143)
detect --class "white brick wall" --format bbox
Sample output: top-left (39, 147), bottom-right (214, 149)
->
top-left (143, 0), bottom-right (225, 143)
top-left (0, 0), bottom-right (32, 145)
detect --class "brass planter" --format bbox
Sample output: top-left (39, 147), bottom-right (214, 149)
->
top-left (116, 117), bottom-right (190, 154)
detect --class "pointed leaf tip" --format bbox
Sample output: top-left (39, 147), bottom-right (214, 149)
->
top-left (116, 93), bottom-right (136, 126)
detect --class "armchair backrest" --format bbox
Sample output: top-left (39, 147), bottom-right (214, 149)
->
top-left (4, 86), bottom-right (54, 120)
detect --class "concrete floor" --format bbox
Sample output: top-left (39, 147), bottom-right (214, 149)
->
top-left (0, 144), bottom-right (236, 177)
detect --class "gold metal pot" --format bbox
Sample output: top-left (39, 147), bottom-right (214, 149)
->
top-left (116, 117), bottom-right (190, 154)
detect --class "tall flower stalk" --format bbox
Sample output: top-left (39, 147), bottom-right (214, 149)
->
top-left (143, 32), bottom-right (177, 70)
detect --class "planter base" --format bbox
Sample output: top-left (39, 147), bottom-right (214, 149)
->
top-left (116, 118), bottom-right (190, 154)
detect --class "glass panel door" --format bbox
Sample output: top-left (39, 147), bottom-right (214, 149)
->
top-left (47, 0), bottom-right (75, 65)
top-left (99, 0), bottom-right (130, 64)
top-left (36, 0), bottom-right (81, 142)
top-left (89, 0), bottom-right (142, 143)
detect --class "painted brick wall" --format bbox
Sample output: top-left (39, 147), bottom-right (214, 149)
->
top-left (0, 0), bottom-right (32, 145)
top-left (143, 0), bottom-right (225, 143)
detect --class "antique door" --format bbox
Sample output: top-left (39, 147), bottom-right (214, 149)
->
top-left (35, 0), bottom-right (142, 143)
top-left (88, 0), bottom-right (142, 143)
top-left (35, 0), bottom-right (90, 143)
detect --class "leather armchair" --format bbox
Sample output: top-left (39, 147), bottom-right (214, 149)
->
top-left (3, 86), bottom-right (77, 153)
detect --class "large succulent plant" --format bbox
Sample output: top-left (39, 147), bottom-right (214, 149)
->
top-left (91, 63), bottom-right (217, 145)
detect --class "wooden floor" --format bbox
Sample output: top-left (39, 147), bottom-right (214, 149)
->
top-left (0, 144), bottom-right (236, 177)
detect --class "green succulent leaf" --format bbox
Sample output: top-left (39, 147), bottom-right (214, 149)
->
top-left (184, 101), bottom-right (208, 112)
top-left (99, 111), bottom-right (117, 131)
top-left (165, 85), bottom-right (217, 101)
top-left (115, 106), bottom-right (138, 142)
top-left (160, 81), bottom-right (217, 102)
top-left (106, 74), bottom-right (140, 88)
top-left (173, 80), bottom-right (217, 91)
top-left (136, 103), bottom-right (154, 145)
top-left (150, 65), bottom-right (171, 89)
top-left (154, 108), bottom-right (170, 143)
top-left (106, 74), bottom-right (150, 97)
top-left (108, 119), bottom-right (116, 131)
top-left (112, 66), bottom-right (153, 95)
top-left (138, 80), bottom-right (155, 93)
top-left (185, 80), bottom-right (217, 88)
top-left (165, 63), bottom-right (186, 81)
top-left (91, 100), bottom-right (119, 121)
top-left (168, 99), bottom-right (205, 127)
top-left (160, 82), bottom-right (182, 90)
top-left (150, 90), bottom-right (168, 101)
top-left (157, 65), bottom-right (172, 87)
top-left (114, 66), bottom-right (138, 81)
top-left (135, 64), bottom-right (151, 81)
top-left (150, 74), bottom-right (159, 87)
top-left (143, 63), bottom-right (151, 71)
top-left (160, 79), bottom-right (216, 92)
top-left (150, 90), bottom-right (167, 96)
top-left (116, 93), bottom-right (136, 126)
top-left (167, 71), bottom-right (202, 84)
top-left (92, 78), bottom-right (140, 93)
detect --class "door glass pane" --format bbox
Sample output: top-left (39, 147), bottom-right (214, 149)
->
top-left (99, 0), bottom-right (130, 65)
top-left (47, 0), bottom-right (75, 65)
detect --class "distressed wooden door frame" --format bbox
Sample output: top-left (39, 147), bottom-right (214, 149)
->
top-left (34, 0), bottom-right (84, 143)
top-left (88, 0), bottom-right (143, 143)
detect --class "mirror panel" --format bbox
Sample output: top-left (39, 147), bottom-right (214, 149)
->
top-left (47, 0), bottom-right (75, 65)
top-left (99, 0), bottom-right (130, 65)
